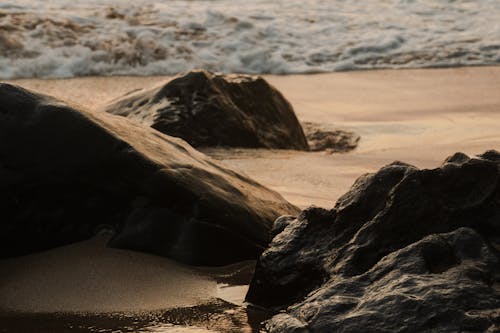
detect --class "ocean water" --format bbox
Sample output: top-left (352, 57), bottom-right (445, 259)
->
top-left (1, 0), bottom-right (500, 78)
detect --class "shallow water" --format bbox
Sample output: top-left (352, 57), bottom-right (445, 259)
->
top-left (0, 301), bottom-right (268, 332)
top-left (1, 0), bottom-right (500, 78)
top-left (0, 237), bottom-right (263, 332)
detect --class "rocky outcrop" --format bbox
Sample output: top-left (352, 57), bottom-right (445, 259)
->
top-left (103, 70), bottom-right (309, 150)
top-left (246, 151), bottom-right (500, 332)
top-left (0, 83), bottom-right (299, 265)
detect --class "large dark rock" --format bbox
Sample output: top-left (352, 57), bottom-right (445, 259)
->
top-left (103, 70), bottom-right (309, 150)
top-left (246, 151), bottom-right (500, 332)
top-left (0, 83), bottom-right (299, 265)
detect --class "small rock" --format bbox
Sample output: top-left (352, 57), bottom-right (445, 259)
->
top-left (302, 122), bottom-right (359, 153)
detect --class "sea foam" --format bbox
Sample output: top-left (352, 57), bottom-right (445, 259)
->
top-left (1, 0), bottom-right (500, 78)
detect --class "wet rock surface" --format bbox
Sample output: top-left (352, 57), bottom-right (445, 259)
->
top-left (303, 121), bottom-right (360, 153)
top-left (0, 83), bottom-right (299, 265)
top-left (104, 69), bottom-right (309, 150)
top-left (246, 151), bottom-right (500, 332)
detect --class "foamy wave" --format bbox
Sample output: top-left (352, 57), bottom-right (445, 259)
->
top-left (1, 0), bottom-right (500, 78)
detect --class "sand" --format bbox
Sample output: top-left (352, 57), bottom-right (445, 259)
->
top-left (7, 66), bottom-right (500, 208)
top-left (0, 236), bottom-right (258, 331)
top-left (0, 236), bottom-right (218, 313)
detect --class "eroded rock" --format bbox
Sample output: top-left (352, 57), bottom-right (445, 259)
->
top-left (103, 70), bottom-right (309, 150)
top-left (0, 83), bottom-right (299, 265)
top-left (246, 151), bottom-right (500, 332)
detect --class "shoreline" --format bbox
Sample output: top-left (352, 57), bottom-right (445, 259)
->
top-left (5, 63), bottom-right (500, 80)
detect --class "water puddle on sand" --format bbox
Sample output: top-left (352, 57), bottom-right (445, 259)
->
top-left (0, 280), bottom-right (268, 332)
top-left (0, 300), bottom-right (269, 332)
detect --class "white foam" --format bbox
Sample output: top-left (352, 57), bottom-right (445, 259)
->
top-left (1, 0), bottom-right (500, 78)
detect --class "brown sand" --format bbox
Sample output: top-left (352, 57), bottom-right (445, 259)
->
top-left (7, 66), bottom-right (500, 208)
top-left (0, 237), bottom-right (259, 331)
top-left (0, 236), bottom-right (217, 313)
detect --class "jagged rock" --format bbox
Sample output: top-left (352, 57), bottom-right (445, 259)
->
top-left (103, 70), bottom-right (309, 150)
top-left (0, 83), bottom-right (299, 265)
top-left (246, 151), bottom-right (500, 332)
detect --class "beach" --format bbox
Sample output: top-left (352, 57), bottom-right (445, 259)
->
top-left (8, 66), bottom-right (500, 208)
top-left (2, 66), bottom-right (500, 332)
top-left (2, 0), bottom-right (500, 331)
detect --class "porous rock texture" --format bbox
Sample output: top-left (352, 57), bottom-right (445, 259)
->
top-left (103, 69), bottom-right (309, 150)
top-left (0, 83), bottom-right (299, 265)
top-left (246, 151), bottom-right (500, 332)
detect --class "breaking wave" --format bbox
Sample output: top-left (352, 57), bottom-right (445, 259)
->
top-left (1, 0), bottom-right (500, 78)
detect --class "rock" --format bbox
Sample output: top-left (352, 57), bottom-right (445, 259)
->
top-left (302, 122), bottom-right (359, 153)
top-left (246, 151), bottom-right (500, 332)
top-left (0, 83), bottom-right (299, 265)
top-left (265, 313), bottom-right (311, 333)
top-left (103, 70), bottom-right (309, 150)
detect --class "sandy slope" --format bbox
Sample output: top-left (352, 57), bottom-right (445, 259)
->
top-left (0, 236), bottom-right (217, 312)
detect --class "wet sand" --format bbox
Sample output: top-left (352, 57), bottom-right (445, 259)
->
top-left (0, 237), bottom-right (259, 332)
top-left (0, 236), bottom-right (217, 313)
top-left (7, 66), bottom-right (500, 207)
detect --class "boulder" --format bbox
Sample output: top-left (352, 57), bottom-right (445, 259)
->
top-left (103, 70), bottom-right (309, 150)
top-left (0, 83), bottom-right (299, 265)
top-left (246, 151), bottom-right (500, 332)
